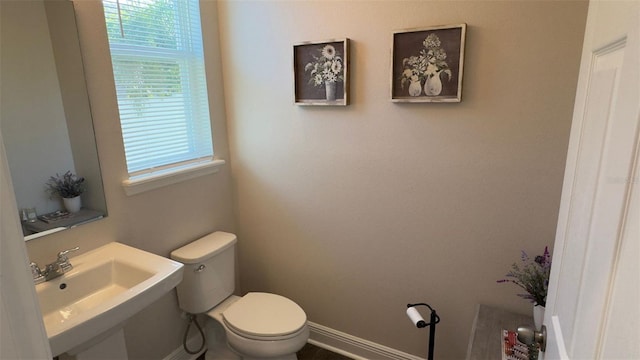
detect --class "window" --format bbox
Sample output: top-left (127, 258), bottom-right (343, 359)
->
top-left (103, 0), bottom-right (213, 180)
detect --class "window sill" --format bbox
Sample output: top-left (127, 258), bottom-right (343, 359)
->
top-left (121, 159), bottom-right (225, 196)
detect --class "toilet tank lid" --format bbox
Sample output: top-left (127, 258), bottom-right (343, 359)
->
top-left (171, 231), bottom-right (237, 264)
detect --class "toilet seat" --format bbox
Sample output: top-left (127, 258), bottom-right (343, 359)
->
top-left (222, 292), bottom-right (307, 340)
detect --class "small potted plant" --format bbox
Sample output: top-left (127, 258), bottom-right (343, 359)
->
top-left (497, 246), bottom-right (552, 330)
top-left (45, 171), bottom-right (86, 213)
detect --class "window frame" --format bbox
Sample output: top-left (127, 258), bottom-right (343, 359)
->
top-left (102, 0), bottom-right (221, 195)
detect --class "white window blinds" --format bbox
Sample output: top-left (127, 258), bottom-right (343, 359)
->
top-left (103, 0), bottom-right (213, 176)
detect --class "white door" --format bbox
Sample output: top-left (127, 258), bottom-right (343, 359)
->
top-left (543, 1), bottom-right (640, 359)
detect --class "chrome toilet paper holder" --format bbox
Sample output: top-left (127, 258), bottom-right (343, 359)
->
top-left (406, 302), bottom-right (440, 360)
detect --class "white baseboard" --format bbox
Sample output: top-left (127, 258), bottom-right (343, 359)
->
top-left (307, 322), bottom-right (424, 360)
top-left (163, 335), bottom-right (206, 360)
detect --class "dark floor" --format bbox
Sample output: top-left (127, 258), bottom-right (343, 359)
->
top-left (196, 343), bottom-right (352, 359)
top-left (297, 342), bottom-right (353, 360)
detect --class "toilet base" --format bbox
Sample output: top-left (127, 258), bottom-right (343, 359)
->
top-left (205, 352), bottom-right (297, 360)
top-left (202, 318), bottom-right (300, 360)
top-left (205, 350), bottom-right (297, 360)
top-left (203, 316), bottom-right (241, 360)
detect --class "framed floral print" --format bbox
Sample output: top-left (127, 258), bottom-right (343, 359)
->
top-left (293, 39), bottom-right (349, 106)
top-left (391, 24), bottom-right (466, 102)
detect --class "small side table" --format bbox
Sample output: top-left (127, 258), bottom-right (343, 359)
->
top-left (466, 304), bottom-right (533, 360)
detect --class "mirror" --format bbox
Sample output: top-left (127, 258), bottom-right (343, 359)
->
top-left (0, 0), bottom-right (107, 240)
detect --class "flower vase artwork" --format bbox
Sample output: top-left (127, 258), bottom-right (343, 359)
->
top-left (325, 81), bottom-right (337, 101)
top-left (498, 246), bottom-right (552, 331)
top-left (400, 33), bottom-right (452, 97)
top-left (408, 79), bottom-right (422, 97)
top-left (424, 71), bottom-right (443, 96)
top-left (304, 44), bottom-right (344, 101)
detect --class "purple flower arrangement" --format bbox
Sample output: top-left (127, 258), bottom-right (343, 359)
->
top-left (497, 247), bottom-right (552, 307)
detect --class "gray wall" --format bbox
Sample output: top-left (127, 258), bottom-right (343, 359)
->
top-left (217, 1), bottom-right (588, 358)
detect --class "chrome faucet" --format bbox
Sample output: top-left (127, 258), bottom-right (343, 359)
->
top-left (30, 247), bottom-right (79, 284)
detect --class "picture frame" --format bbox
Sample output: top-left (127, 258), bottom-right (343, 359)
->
top-left (391, 24), bottom-right (466, 103)
top-left (293, 38), bottom-right (349, 106)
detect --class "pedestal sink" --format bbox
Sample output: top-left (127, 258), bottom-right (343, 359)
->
top-left (35, 242), bottom-right (184, 357)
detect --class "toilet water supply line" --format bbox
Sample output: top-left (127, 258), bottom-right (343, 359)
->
top-left (183, 313), bottom-right (206, 355)
top-left (406, 303), bottom-right (441, 360)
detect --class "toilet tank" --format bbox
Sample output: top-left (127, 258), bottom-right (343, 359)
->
top-left (170, 231), bottom-right (237, 314)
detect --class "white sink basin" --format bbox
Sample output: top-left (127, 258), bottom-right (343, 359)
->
top-left (35, 242), bottom-right (184, 356)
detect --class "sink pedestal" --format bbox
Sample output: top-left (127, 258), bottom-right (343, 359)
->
top-left (60, 328), bottom-right (128, 360)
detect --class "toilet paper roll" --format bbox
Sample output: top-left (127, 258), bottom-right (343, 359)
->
top-left (406, 307), bottom-right (427, 328)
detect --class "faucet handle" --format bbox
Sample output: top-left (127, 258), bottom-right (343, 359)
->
top-left (57, 246), bottom-right (80, 262)
top-left (30, 262), bottom-right (42, 276)
top-left (56, 247), bottom-right (79, 274)
top-left (30, 262), bottom-right (45, 284)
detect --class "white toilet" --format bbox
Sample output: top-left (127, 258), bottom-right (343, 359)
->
top-left (171, 232), bottom-right (309, 360)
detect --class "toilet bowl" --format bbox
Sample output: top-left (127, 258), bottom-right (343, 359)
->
top-left (204, 294), bottom-right (309, 360)
top-left (171, 232), bottom-right (309, 360)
